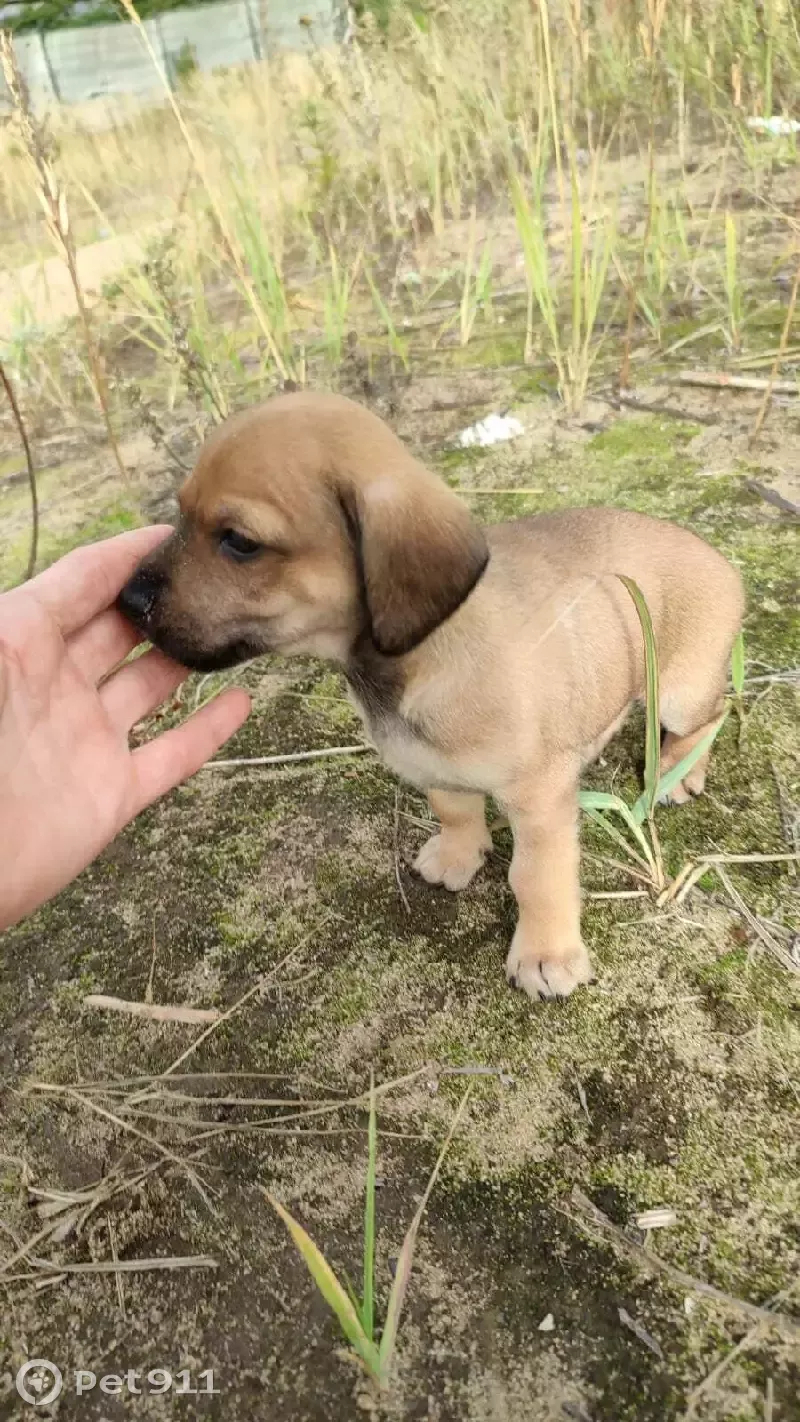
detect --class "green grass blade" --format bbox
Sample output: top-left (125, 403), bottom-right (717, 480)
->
top-left (731, 630), bottom-right (745, 697)
top-left (362, 1071), bottom-right (377, 1341)
top-left (631, 710), bottom-right (729, 824)
top-left (579, 793), bottom-right (655, 873)
top-left (364, 266), bottom-right (409, 370)
top-left (378, 1088), bottom-right (472, 1383)
top-left (264, 1191), bottom-right (380, 1378)
top-left (341, 1268), bottom-right (363, 1318)
top-left (617, 575), bottom-right (660, 820)
top-left (581, 806), bottom-right (651, 873)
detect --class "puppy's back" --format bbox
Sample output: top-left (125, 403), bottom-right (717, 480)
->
top-left (487, 507), bottom-right (743, 630)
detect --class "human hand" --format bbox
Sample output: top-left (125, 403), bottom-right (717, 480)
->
top-left (0, 527), bottom-right (251, 930)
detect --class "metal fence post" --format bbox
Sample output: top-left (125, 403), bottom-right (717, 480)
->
top-left (243, 0), bottom-right (262, 61)
top-left (151, 14), bottom-right (173, 87)
top-left (39, 31), bottom-right (61, 102)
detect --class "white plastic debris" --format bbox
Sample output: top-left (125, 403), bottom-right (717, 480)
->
top-left (635, 1207), bottom-right (677, 1231)
top-left (456, 413), bottom-right (525, 449)
top-left (746, 116), bottom-right (800, 136)
top-left (538, 1313), bottom-right (556, 1332)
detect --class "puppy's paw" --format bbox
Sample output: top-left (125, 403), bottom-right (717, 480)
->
top-left (505, 934), bottom-right (593, 1001)
top-left (414, 832), bottom-right (489, 892)
top-left (658, 763), bottom-right (707, 807)
top-left (658, 783), bottom-right (692, 806)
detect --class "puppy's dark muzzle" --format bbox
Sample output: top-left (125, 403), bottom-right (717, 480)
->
top-left (117, 566), bottom-right (168, 632)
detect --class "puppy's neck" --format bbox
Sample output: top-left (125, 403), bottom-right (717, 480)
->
top-left (345, 631), bottom-right (406, 727)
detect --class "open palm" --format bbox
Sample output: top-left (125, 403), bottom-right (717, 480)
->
top-left (0, 527), bottom-right (250, 930)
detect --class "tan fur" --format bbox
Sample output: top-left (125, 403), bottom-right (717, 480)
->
top-left (119, 393), bottom-right (745, 1001)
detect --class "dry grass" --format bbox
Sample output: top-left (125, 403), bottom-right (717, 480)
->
top-left (1, 0), bottom-right (798, 440)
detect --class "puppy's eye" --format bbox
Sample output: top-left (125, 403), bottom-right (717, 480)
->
top-left (218, 529), bottom-right (263, 562)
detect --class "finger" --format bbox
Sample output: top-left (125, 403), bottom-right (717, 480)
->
top-left (129, 688), bottom-right (252, 810)
top-left (68, 607), bottom-right (144, 684)
top-left (29, 526), bottom-right (174, 638)
top-left (100, 645), bottom-right (187, 731)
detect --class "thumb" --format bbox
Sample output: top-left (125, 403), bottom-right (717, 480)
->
top-left (129, 687), bottom-right (252, 812)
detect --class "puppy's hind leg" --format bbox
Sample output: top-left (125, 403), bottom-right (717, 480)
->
top-left (414, 788), bottom-right (492, 891)
top-left (659, 658), bottom-right (729, 805)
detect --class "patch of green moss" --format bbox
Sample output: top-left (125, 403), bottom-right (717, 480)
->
top-left (445, 326), bottom-right (525, 369)
top-left (588, 416), bottom-right (699, 460)
top-left (41, 504), bottom-right (143, 565)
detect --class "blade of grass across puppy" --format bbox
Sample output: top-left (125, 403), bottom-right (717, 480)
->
top-left (579, 792), bottom-right (657, 876)
top-left (378, 1088), bottom-right (472, 1384)
top-left (632, 710), bottom-right (730, 825)
top-left (730, 630), bottom-right (745, 698)
top-left (730, 629), bottom-right (746, 739)
top-left (264, 1193), bottom-right (381, 1379)
top-left (617, 575), bottom-right (661, 821)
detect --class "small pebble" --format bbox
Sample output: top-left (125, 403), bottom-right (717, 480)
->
top-left (538, 1312), bottom-right (555, 1332)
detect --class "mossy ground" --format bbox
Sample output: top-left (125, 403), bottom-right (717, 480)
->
top-left (1, 378), bottom-right (798, 1422)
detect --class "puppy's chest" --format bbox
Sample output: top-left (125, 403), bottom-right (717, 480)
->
top-left (355, 702), bottom-right (494, 795)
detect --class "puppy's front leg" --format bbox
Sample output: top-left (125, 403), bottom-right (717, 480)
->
top-left (503, 764), bottom-right (593, 1000)
top-left (414, 788), bottom-right (492, 891)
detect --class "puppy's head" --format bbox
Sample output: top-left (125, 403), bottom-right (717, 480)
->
top-left (118, 392), bottom-right (488, 671)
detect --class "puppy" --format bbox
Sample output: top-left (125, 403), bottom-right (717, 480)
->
top-left (118, 393), bottom-right (744, 1000)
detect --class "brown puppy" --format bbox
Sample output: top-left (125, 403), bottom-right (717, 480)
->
top-left (119, 392), bottom-right (744, 1000)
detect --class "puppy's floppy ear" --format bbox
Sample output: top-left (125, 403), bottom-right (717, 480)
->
top-left (338, 462), bottom-right (489, 657)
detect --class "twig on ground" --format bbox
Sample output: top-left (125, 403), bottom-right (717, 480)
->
top-left (60, 1069), bottom-right (335, 1093)
top-left (609, 392), bottom-right (717, 426)
top-left (675, 371), bottom-right (799, 394)
top-left (83, 995), bottom-right (221, 1024)
top-left (585, 889), bottom-right (648, 900)
top-left (24, 1253), bottom-right (218, 1278)
top-left (0, 357), bottom-right (38, 580)
top-left (744, 479), bottom-right (799, 517)
top-left (200, 745), bottom-right (370, 770)
top-left (567, 1188), bottom-right (800, 1339)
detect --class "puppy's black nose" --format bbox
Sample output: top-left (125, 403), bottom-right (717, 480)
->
top-left (117, 566), bottom-right (167, 629)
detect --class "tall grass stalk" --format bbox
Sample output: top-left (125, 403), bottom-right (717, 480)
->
top-left (322, 244), bottom-right (362, 366)
top-left (443, 207), bottom-right (493, 348)
top-left (722, 209), bottom-right (743, 352)
top-left (0, 357), bottom-right (38, 581)
top-left (511, 131), bottom-right (615, 414)
top-left (0, 31), bottom-right (129, 488)
top-left (115, 0), bottom-right (292, 383)
top-left (364, 266), bottom-right (410, 372)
